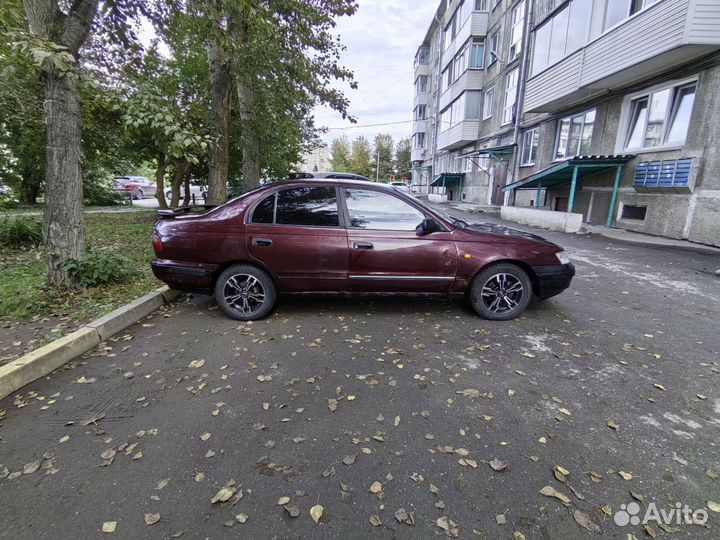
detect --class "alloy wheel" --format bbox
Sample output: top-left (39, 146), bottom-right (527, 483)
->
top-left (480, 273), bottom-right (524, 314)
top-left (223, 274), bottom-right (266, 315)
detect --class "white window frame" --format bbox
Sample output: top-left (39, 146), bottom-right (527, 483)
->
top-left (554, 109), bottom-right (596, 160)
top-left (520, 127), bottom-right (539, 166)
top-left (502, 68), bottom-right (519, 125)
top-left (603, 0), bottom-right (661, 32)
top-left (508, 1), bottom-right (525, 62)
top-left (483, 87), bottom-right (495, 119)
top-left (616, 77), bottom-right (698, 153)
top-left (488, 28), bottom-right (500, 65)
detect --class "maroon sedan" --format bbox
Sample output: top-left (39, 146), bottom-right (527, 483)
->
top-left (151, 180), bottom-right (574, 321)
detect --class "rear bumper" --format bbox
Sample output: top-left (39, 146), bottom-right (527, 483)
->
top-left (532, 263), bottom-right (575, 300)
top-left (151, 259), bottom-right (216, 294)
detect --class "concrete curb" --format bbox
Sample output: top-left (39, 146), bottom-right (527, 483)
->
top-left (0, 286), bottom-right (181, 401)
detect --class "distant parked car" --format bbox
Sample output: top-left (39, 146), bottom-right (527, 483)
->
top-left (0, 184), bottom-right (11, 197)
top-left (165, 179), bottom-right (207, 203)
top-left (390, 181), bottom-right (410, 192)
top-left (289, 171), bottom-right (371, 182)
top-left (151, 179), bottom-right (574, 322)
top-left (112, 176), bottom-right (157, 200)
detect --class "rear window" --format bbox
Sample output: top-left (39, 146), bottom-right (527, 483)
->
top-left (276, 187), bottom-right (339, 227)
top-left (251, 193), bottom-right (275, 223)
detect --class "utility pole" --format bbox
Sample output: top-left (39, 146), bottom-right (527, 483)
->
top-left (375, 147), bottom-right (380, 182)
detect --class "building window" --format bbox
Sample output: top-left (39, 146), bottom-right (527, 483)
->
top-left (454, 48), bottom-right (467, 79)
top-left (442, 64), bottom-right (453, 93)
top-left (508, 1), bottom-right (525, 62)
top-left (502, 67), bottom-right (519, 125)
top-left (483, 87), bottom-right (495, 119)
top-left (488, 29), bottom-right (500, 65)
top-left (620, 204), bottom-right (647, 221)
top-left (604, 0), bottom-right (660, 31)
top-left (475, 0), bottom-right (489, 9)
top-left (415, 105), bottom-right (426, 121)
top-left (554, 109), bottom-right (595, 160)
top-left (414, 133), bottom-right (426, 149)
top-left (531, 0), bottom-right (592, 76)
top-left (470, 39), bottom-right (485, 68)
top-left (520, 127), bottom-right (539, 166)
top-left (623, 81), bottom-right (697, 151)
top-left (464, 156), bottom-right (474, 172)
top-left (415, 75), bottom-right (428, 94)
top-left (466, 91), bottom-right (482, 119)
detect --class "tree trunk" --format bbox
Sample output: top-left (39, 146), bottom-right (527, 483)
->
top-left (237, 80), bottom-right (260, 191)
top-left (43, 66), bottom-right (85, 286)
top-left (182, 172), bottom-right (191, 207)
top-left (155, 152), bottom-right (168, 209)
top-left (170, 161), bottom-right (190, 208)
top-left (206, 0), bottom-right (230, 205)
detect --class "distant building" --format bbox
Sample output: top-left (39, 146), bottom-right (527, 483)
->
top-left (412, 0), bottom-right (720, 247)
top-left (299, 146), bottom-right (332, 173)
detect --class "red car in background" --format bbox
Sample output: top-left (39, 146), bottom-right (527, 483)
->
top-left (112, 176), bottom-right (157, 200)
top-left (151, 180), bottom-right (574, 321)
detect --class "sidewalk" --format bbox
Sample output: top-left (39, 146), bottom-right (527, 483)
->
top-left (424, 197), bottom-right (720, 258)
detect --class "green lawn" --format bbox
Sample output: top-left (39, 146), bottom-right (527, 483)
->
top-left (0, 211), bottom-right (162, 321)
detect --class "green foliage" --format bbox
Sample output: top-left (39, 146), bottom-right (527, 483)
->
top-left (83, 180), bottom-right (125, 206)
top-left (373, 133), bottom-right (395, 179)
top-left (60, 248), bottom-right (140, 288)
top-left (349, 135), bottom-right (374, 178)
top-left (330, 135), bottom-right (351, 172)
top-left (0, 215), bottom-right (42, 247)
top-left (394, 137), bottom-right (412, 178)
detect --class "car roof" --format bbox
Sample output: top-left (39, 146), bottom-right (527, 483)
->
top-left (267, 178), bottom-right (395, 189)
top-left (289, 171), bottom-right (371, 180)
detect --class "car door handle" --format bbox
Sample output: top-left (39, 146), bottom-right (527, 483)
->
top-left (353, 242), bottom-right (374, 250)
top-left (252, 238), bottom-right (273, 247)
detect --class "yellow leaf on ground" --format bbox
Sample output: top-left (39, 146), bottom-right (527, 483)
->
top-left (102, 522), bottom-right (117, 533)
top-left (310, 504), bottom-right (324, 524)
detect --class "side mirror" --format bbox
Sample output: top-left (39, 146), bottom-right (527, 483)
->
top-left (416, 217), bottom-right (441, 236)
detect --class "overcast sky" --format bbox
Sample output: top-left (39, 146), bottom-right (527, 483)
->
top-left (314, 0), bottom-right (438, 147)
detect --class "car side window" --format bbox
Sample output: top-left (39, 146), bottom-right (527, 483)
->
top-left (275, 187), bottom-right (339, 227)
top-left (344, 189), bottom-right (425, 231)
top-left (251, 193), bottom-right (275, 223)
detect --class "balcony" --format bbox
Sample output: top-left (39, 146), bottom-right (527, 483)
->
top-left (414, 92), bottom-right (429, 107)
top-left (441, 12), bottom-right (489, 68)
top-left (436, 120), bottom-right (480, 151)
top-left (439, 69), bottom-right (484, 111)
top-left (524, 0), bottom-right (720, 113)
top-left (411, 147), bottom-right (427, 162)
top-left (415, 63), bottom-right (431, 77)
top-left (412, 118), bottom-right (428, 134)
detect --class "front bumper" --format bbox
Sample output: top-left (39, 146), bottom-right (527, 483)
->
top-left (532, 263), bottom-right (575, 300)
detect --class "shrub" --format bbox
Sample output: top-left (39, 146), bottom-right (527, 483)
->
top-left (0, 215), bottom-right (42, 247)
top-left (60, 248), bottom-right (140, 288)
top-left (84, 182), bottom-right (126, 206)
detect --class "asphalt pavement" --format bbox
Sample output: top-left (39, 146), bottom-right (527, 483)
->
top-left (1, 206), bottom-right (719, 540)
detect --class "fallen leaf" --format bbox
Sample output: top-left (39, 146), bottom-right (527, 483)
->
top-left (607, 420), bottom-right (620, 431)
top-left (618, 471), bottom-right (633, 481)
top-left (369, 514), bottom-right (382, 526)
top-left (100, 448), bottom-right (116, 460)
top-left (342, 455), bottom-right (356, 466)
top-left (394, 507), bottom-right (415, 525)
top-left (211, 483), bottom-right (237, 503)
top-left (328, 399), bottom-right (337, 412)
top-left (155, 478), bottom-right (169, 490)
top-left (558, 408), bottom-right (571, 416)
top-left (194, 472), bottom-right (205, 482)
top-left (285, 505), bottom-right (299, 518)
top-left (513, 532), bottom-right (526, 540)
top-left (277, 496), bottom-right (291, 505)
top-left (370, 481), bottom-right (383, 494)
top-left (144, 513), bottom-right (160, 526)
top-left (489, 458), bottom-right (507, 472)
top-left (310, 504), bottom-right (324, 524)
top-left (707, 469), bottom-right (718, 480)
top-left (539, 485), bottom-right (571, 506)
top-left (59, 435), bottom-right (70, 443)
top-left (102, 521), bottom-right (117, 533)
top-left (554, 465), bottom-right (570, 482)
top-left (347, 395), bottom-right (356, 401)
top-left (23, 460), bottom-right (41, 475)
top-left (292, 437), bottom-right (306, 444)
top-left (496, 514), bottom-right (507, 525)
top-left (654, 383), bottom-right (666, 391)
top-left (708, 500), bottom-right (720, 513)
top-left (236, 513), bottom-right (248, 523)
top-left (644, 524), bottom-right (657, 539)
top-left (188, 359), bottom-right (205, 368)
top-left (459, 388), bottom-right (480, 398)
top-left (573, 509), bottom-right (602, 533)
top-left (200, 432), bottom-right (211, 442)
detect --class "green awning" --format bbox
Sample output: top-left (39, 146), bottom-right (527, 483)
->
top-left (430, 173), bottom-right (464, 187)
top-left (502, 155), bottom-right (635, 192)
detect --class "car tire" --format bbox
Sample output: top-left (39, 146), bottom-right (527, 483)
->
top-left (134, 189), bottom-right (143, 200)
top-left (469, 263), bottom-right (533, 321)
top-left (214, 264), bottom-right (277, 321)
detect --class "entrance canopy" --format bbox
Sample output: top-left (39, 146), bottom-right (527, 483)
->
top-left (502, 155), bottom-right (635, 227)
top-left (429, 173), bottom-right (464, 187)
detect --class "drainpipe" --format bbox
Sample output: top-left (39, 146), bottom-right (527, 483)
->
top-left (506, 0), bottom-right (534, 206)
top-left (430, 7), bottom-right (445, 189)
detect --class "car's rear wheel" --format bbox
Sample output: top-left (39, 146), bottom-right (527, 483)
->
top-left (470, 263), bottom-right (532, 321)
top-left (135, 189), bottom-right (143, 200)
top-left (214, 264), bottom-right (277, 321)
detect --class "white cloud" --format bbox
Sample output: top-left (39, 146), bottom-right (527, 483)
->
top-left (314, 0), bottom-right (438, 146)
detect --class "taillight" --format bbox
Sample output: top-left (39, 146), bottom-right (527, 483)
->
top-left (152, 233), bottom-right (162, 256)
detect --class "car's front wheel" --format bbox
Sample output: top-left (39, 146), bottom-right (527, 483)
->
top-left (214, 264), bottom-right (277, 321)
top-left (470, 263), bottom-right (532, 321)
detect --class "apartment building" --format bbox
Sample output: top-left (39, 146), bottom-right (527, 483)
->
top-left (412, 0), bottom-right (720, 247)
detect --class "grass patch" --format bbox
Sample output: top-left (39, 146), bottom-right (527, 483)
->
top-left (0, 211), bottom-right (162, 321)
